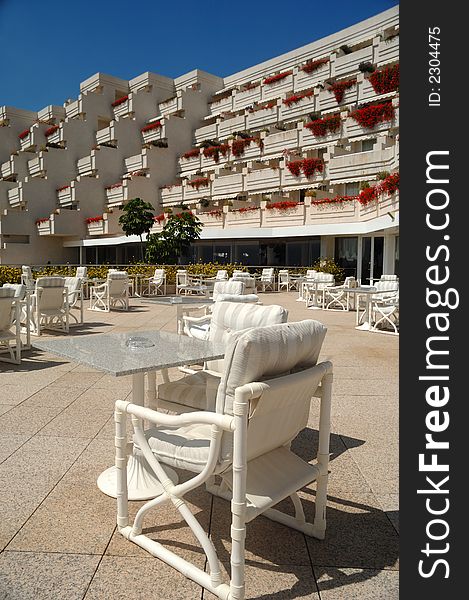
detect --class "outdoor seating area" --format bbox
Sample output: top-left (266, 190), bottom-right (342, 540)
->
top-left (0, 270), bottom-right (398, 599)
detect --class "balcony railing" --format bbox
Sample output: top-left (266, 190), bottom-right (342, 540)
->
top-left (295, 61), bottom-right (330, 92)
top-left (345, 104), bottom-right (399, 139)
top-left (246, 105), bottom-right (279, 130)
top-left (280, 93), bottom-right (316, 123)
top-left (27, 155), bottom-right (46, 177)
top-left (318, 85), bottom-right (358, 111)
top-left (194, 122), bottom-right (218, 144)
top-left (161, 185), bottom-right (184, 206)
top-left (141, 121), bottom-right (165, 144)
top-left (184, 179), bottom-right (212, 202)
top-left (263, 129), bottom-right (299, 158)
top-left (57, 185), bottom-right (75, 207)
top-left (7, 185), bottom-right (24, 208)
top-left (262, 72), bottom-right (294, 101)
top-left (96, 123), bottom-right (117, 146)
top-left (334, 46), bottom-right (374, 78)
top-left (212, 173), bottom-right (244, 199)
top-left (77, 154), bottom-right (96, 177)
top-left (158, 95), bottom-right (183, 116)
top-left (246, 167), bottom-right (281, 193)
top-left (377, 35), bottom-right (399, 66)
top-left (328, 147), bottom-right (396, 182)
top-left (218, 115), bottom-right (246, 140)
top-left (179, 153), bottom-right (202, 176)
top-left (209, 94), bottom-right (233, 116)
top-left (233, 86), bottom-right (262, 111)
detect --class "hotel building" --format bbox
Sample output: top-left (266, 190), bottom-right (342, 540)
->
top-left (0, 5), bottom-right (398, 280)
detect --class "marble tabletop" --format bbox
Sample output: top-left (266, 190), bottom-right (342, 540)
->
top-left (32, 330), bottom-right (225, 377)
top-left (140, 296), bottom-right (214, 306)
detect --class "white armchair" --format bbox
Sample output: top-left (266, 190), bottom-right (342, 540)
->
top-left (230, 273), bottom-right (256, 294)
top-left (258, 267), bottom-right (275, 292)
top-left (27, 277), bottom-right (69, 336)
top-left (64, 277), bottom-right (84, 324)
top-left (158, 302), bottom-right (288, 414)
top-left (89, 271), bottom-right (129, 312)
top-left (322, 276), bottom-right (357, 311)
top-left (371, 290), bottom-right (399, 334)
top-left (0, 288), bottom-right (21, 364)
top-left (143, 268), bottom-right (166, 297)
top-left (115, 319), bottom-right (333, 600)
top-left (21, 265), bottom-right (35, 291)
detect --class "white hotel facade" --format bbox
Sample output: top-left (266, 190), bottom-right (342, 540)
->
top-left (0, 5), bottom-right (398, 280)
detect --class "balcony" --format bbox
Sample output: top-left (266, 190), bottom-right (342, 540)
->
top-left (328, 147), bottom-right (396, 182)
top-left (27, 155), bottom-right (46, 178)
top-left (262, 72), bottom-right (294, 100)
top-left (246, 104), bottom-right (279, 131)
top-left (1, 155), bottom-right (27, 181)
top-left (281, 161), bottom-right (326, 191)
top-left (301, 119), bottom-right (344, 149)
top-left (280, 93), bottom-right (316, 123)
top-left (158, 94), bottom-right (183, 116)
top-left (19, 127), bottom-right (45, 151)
top-left (345, 104), bottom-right (399, 139)
top-left (183, 178), bottom-right (212, 203)
top-left (96, 122), bottom-right (118, 146)
top-left (295, 61), bottom-right (330, 92)
top-left (212, 172), bottom-right (244, 200)
top-left (334, 46), bottom-right (374, 78)
top-left (264, 202), bottom-right (307, 227)
top-left (45, 124), bottom-right (66, 147)
top-left (233, 86), bottom-right (262, 111)
top-left (65, 98), bottom-right (84, 120)
top-left (359, 77), bottom-right (398, 103)
top-left (36, 209), bottom-right (80, 236)
top-left (218, 115), bottom-right (246, 140)
top-left (86, 211), bottom-right (121, 236)
top-left (209, 94), bottom-right (233, 116)
top-left (377, 35), bottom-right (399, 66)
top-left (226, 207), bottom-right (262, 228)
top-left (161, 184), bottom-right (184, 206)
top-left (77, 154), bottom-right (96, 177)
top-left (246, 167), bottom-right (281, 193)
top-left (37, 105), bottom-right (66, 124)
top-left (194, 122), bottom-right (218, 144)
top-left (179, 152), bottom-right (202, 176)
top-left (7, 185), bottom-right (24, 208)
top-left (359, 191), bottom-right (399, 222)
top-left (263, 130), bottom-right (299, 158)
top-left (309, 198), bottom-right (359, 223)
top-left (57, 185), bottom-right (75, 208)
top-left (201, 147), bottom-right (231, 171)
top-left (112, 95), bottom-right (133, 119)
top-left (141, 120), bottom-right (165, 144)
top-left (105, 178), bottom-right (154, 208)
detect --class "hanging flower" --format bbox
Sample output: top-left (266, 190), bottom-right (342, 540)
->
top-left (141, 121), bottom-right (162, 133)
top-left (378, 172), bottom-right (399, 195)
top-left (312, 195), bottom-right (357, 206)
top-left (301, 58), bottom-right (329, 74)
top-left (18, 129), bottom-right (30, 140)
top-left (207, 209), bottom-right (222, 218)
top-left (112, 95), bottom-right (129, 107)
top-left (266, 201), bottom-right (300, 211)
top-left (263, 71), bottom-right (292, 85)
top-left (44, 125), bottom-right (59, 137)
top-left (350, 101), bottom-right (395, 129)
top-left (85, 216), bottom-right (104, 224)
top-left (153, 213), bottom-right (166, 223)
top-left (202, 144), bottom-right (230, 163)
top-left (35, 217), bottom-right (49, 225)
top-left (56, 185), bottom-right (70, 192)
top-left (231, 137), bottom-right (263, 157)
top-left (357, 185), bottom-right (378, 206)
top-left (286, 158), bottom-right (324, 178)
top-left (283, 89), bottom-right (314, 107)
top-left (182, 148), bottom-right (200, 160)
top-left (188, 177), bottom-right (210, 190)
top-left (329, 79), bottom-right (356, 103)
top-left (233, 206), bottom-right (259, 214)
top-left (305, 114), bottom-right (341, 137)
top-left (369, 64), bottom-right (399, 95)
top-left (105, 182), bottom-right (123, 190)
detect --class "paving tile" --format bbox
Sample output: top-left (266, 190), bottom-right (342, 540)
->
top-left (0, 404), bottom-right (63, 435)
top-left (0, 405), bottom-right (15, 417)
top-left (0, 434), bottom-right (30, 464)
top-left (37, 405), bottom-right (113, 438)
top-left (314, 566), bottom-right (399, 599)
top-left (84, 556), bottom-right (202, 600)
top-left (0, 384), bottom-right (49, 407)
top-left (50, 371), bottom-right (104, 388)
top-left (0, 551), bottom-right (100, 600)
top-left (21, 386), bottom-right (85, 408)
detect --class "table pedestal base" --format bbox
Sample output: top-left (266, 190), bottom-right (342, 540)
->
top-left (97, 454), bottom-right (178, 501)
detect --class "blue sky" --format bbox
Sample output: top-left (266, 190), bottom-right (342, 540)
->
top-left (0, 0), bottom-right (398, 111)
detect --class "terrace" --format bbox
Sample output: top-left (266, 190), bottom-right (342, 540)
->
top-left (0, 290), bottom-right (398, 599)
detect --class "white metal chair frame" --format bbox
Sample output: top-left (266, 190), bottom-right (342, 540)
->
top-left (143, 269), bottom-right (167, 297)
top-left (322, 277), bottom-right (357, 311)
top-left (370, 292), bottom-right (399, 334)
top-left (0, 290), bottom-right (22, 364)
top-left (89, 272), bottom-right (129, 312)
top-left (65, 277), bottom-right (84, 325)
top-left (29, 278), bottom-right (70, 336)
top-left (258, 268), bottom-right (275, 292)
top-left (114, 326), bottom-right (333, 600)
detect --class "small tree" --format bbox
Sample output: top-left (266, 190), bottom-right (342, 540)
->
top-left (146, 211), bottom-right (202, 264)
top-left (118, 198), bottom-right (155, 261)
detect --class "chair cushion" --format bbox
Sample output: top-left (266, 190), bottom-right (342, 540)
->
top-left (158, 371), bottom-right (219, 411)
top-left (142, 423), bottom-right (212, 472)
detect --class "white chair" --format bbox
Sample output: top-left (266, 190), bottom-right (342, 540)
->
top-left (305, 273), bottom-right (335, 308)
top-left (64, 277), bottom-right (84, 324)
top-left (143, 268), bottom-right (166, 297)
top-left (380, 274), bottom-right (398, 281)
top-left (258, 268), bottom-right (275, 292)
top-left (322, 276), bottom-right (357, 311)
top-left (158, 302), bottom-right (288, 413)
top-left (0, 288), bottom-right (21, 364)
top-left (176, 270), bottom-right (190, 295)
top-left (89, 271), bottom-right (129, 312)
top-left (278, 269), bottom-right (292, 292)
top-left (21, 265), bottom-right (35, 291)
top-left (230, 273), bottom-right (256, 294)
top-left (373, 279), bottom-right (399, 300)
top-left (371, 290), bottom-right (399, 334)
top-left (205, 269), bottom-right (228, 282)
top-left (76, 266), bottom-right (88, 279)
top-left (28, 277), bottom-right (69, 336)
top-left (115, 319), bottom-right (333, 600)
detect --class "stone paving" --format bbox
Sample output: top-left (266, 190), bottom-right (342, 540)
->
top-left (0, 292), bottom-right (398, 599)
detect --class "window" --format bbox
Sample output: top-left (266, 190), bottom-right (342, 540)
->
top-left (335, 237), bottom-right (358, 276)
top-left (345, 182), bottom-right (360, 196)
top-left (361, 139), bottom-right (375, 152)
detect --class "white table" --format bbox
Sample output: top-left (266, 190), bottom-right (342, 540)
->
top-left (33, 330), bottom-right (224, 500)
top-left (345, 287), bottom-right (379, 330)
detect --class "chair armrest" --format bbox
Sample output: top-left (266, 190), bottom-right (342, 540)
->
top-left (182, 314), bottom-right (212, 326)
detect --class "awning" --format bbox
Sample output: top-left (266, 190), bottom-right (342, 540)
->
top-left (282, 182), bottom-right (323, 191)
top-left (212, 191), bottom-right (244, 201)
top-left (329, 175), bottom-right (374, 185)
top-left (346, 133), bottom-right (386, 142)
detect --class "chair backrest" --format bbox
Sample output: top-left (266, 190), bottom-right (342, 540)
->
top-left (261, 268), bottom-right (274, 281)
top-left (278, 270), bottom-right (289, 283)
top-left (380, 274), bottom-right (398, 281)
top-left (0, 288), bottom-right (15, 331)
top-left (152, 268), bottom-right (165, 283)
top-left (216, 294), bottom-right (259, 304)
top-left (232, 270), bottom-right (245, 276)
top-left (216, 270), bottom-right (228, 280)
top-left (21, 265), bottom-right (34, 288)
top-left (343, 276), bottom-right (357, 288)
top-left (76, 266), bottom-right (87, 278)
top-left (216, 320), bottom-right (327, 463)
top-left (3, 283), bottom-right (26, 300)
top-left (35, 277), bottom-right (66, 310)
top-left (64, 277), bottom-right (82, 304)
top-left (306, 269), bottom-right (317, 280)
top-left (213, 280), bottom-right (245, 300)
top-left (176, 270), bottom-right (188, 286)
top-left (108, 271), bottom-right (129, 296)
top-left (374, 280), bottom-right (399, 293)
top-left (207, 301), bottom-right (288, 372)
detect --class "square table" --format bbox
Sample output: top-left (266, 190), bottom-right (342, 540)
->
top-left (33, 330), bottom-right (225, 500)
top-left (141, 296), bottom-right (214, 334)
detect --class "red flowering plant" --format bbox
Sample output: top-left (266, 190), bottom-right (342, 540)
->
top-left (233, 206), bottom-right (259, 214)
top-left (207, 209), bottom-right (223, 218)
top-left (329, 79), bottom-right (356, 103)
top-left (44, 125), bottom-right (59, 137)
top-left (312, 195), bottom-right (358, 206)
top-left (350, 101), bottom-right (394, 129)
top-left (188, 177), bottom-right (210, 190)
top-left (283, 89), bottom-right (314, 107)
top-left (112, 95), bottom-right (129, 107)
top-left (181, 148), bottom-right (200, 160)
top-left (242, 82), bottom-right (260, 91)
top-left (141, 121), bottom-right (162, 133)
top-left (301, 58), bottom-right (329, 74)
top-left (160, 183), bottom-right (182, 190)
top-left (263, 71), bottom-right (292, 85)
top-left (286, 158), bottom-right (324, 178)
top-left (56, 185), bottom-right (70, 193)
top-left (378, 172), bottom-right (399, 195)
top-left (357, 184), bottom-right (378, 206)
top-left (85, 216), bottom-right (104, 224)
top-left (253, 100), bottom-right (277, 111)
top-left (18, 129), bottom-right (30, 140)
top-left (153, 213), bottom-right (166, 223)
top-left (202, 144), bottom-right (229, 163)
top-left (305, 114), bottom-right (341, 137)
top-left (369, 64), bottom-right (399, 95)
top-left (231, 137), bottom-right (263, 158)
top-left (105, 182), bottom-right (123, 190)
top-left (266, 201), bottom-right (300, 211)
top-left (35, 217), bottom-right (49, 225)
